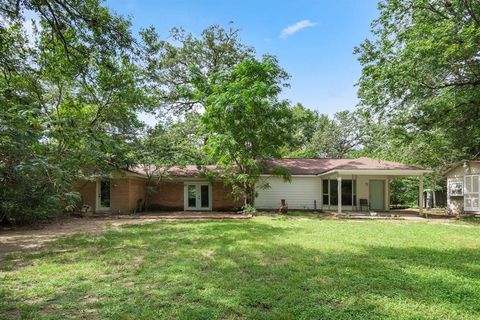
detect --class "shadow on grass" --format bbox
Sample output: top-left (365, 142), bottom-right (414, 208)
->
top-left (462, 216), bottom-right (480, 225)
top-left (1, 219), bottom-right (480, 319)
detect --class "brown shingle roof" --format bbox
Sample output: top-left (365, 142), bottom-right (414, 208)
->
top-left (128, 165), bottom-right (219, 178)
top-left (127, 157), bottom-right (425, 178)
top-left (260, 157), bottom-right (424, 175)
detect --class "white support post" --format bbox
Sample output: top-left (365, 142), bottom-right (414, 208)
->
top-left (338, 176), bottom-right (342, 214)
top-left (419, 175), bottom-right (425, 217)
top-left (320, 178), bottom-right (323, 211)
top-left (386, 178), bottom-right (390, 212)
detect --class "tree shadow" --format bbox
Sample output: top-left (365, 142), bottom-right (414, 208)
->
top-left (1, 220), bottom-right (480, 319)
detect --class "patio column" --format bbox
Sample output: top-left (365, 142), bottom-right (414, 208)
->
top-left (319, 178), bottom-right (323, 211)
top-left (419, 175), bottom-right (424, 217)
top-left (386, 178), bottom-right (390, 211)
top-left (337, 176), bottom-right (342, 214)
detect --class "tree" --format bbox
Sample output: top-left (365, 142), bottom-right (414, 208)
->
top-left (308, 111), bottom-right (363, 158)
top-left (191, 56), bottom-right (293, 207)
top-left (282, 103), bottom-right (320, 157)
top-left (133, 114), bottom-right (208, 210)
top-left (355, 0), bottom-right (480, 171)
top-left (1, 1), bottom-right (149, 223)
top-left (141, 24), bottom-right (254, 113)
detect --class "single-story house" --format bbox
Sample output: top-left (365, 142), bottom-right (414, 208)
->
top-left (445, 160), bottom-right (480, 214)
top-left (75, 157), bottom-right (431, 214)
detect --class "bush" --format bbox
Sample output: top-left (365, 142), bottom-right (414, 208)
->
top-left (0, 158), bottom-right (79, 225)
top-left (240, 204), bottom-right (257, 215)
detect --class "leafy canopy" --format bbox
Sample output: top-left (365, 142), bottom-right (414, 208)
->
top-left (191, 56), bottom-right (293, 206)
top-left (0, 0), bottom-right (149, 223)
top-left (355, 0), bottom-right (480, 171)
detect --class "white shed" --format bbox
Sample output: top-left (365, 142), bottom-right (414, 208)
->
top-left (445, 160), bottom-right (480, 214)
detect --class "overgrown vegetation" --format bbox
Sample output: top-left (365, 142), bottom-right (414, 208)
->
top-left (2, 0), bottom-right (479, 223)
top-left (354, 0), bottom-right (480, 184)
top-left (1, 216), bottom-right (480, 319)
top-left (0, 0), bottom-right (150, 223)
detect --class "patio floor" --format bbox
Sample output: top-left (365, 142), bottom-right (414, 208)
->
top-left (323, 208), bottom-right (456, 221)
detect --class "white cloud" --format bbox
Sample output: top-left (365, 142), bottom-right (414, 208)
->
top-left (280, 19), bottom-right (317, 38)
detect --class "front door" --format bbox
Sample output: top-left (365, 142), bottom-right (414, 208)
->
top-left (184, 183), bottom-right (211, 211)
top-left (464, 175), bottom-right (480, 212)
top-left (370, 180), bottom-right (385, 211)
top-left (97, 179), bottom-right (111, 212)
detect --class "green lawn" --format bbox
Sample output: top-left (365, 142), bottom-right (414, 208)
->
top-left (1, 215), bottom-right (480, 319)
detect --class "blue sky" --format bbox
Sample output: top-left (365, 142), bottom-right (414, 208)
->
top-left (106, 0), bottom-right (379, 116)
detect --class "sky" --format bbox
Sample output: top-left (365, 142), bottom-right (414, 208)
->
top-left (105, 0), bottom-right (379, 117)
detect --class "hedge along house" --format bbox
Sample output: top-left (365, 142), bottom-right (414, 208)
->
top-left (445, 160), bottom-right (480, 215)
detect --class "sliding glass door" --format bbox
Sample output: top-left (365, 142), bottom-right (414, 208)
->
top-left (322, 178), bottom-right (356, 208)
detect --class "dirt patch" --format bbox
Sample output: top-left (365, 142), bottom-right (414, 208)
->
top-left (0, 212), bottom-right (249, 261)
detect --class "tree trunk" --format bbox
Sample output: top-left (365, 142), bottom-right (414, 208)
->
top-left (243, 182), bottom-right (255, 207)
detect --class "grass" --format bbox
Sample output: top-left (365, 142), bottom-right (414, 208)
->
top-left (1, 214), bottom-right (480, 319)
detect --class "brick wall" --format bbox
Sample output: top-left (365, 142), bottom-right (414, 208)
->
top-left (129, 178), bottom-right (146, 212)
top-left (149, 181), bottom-right (184, 210)
top-left (148, 180), bottom-right (240, 211)
top-left (74, 180), bottom-right (96, 210)
top-left (212, 181), bottom-right (242, 211)
top-left (76, 177), bottom-right (240, 213)
top-left (110, 178), bottom-right (130, 214)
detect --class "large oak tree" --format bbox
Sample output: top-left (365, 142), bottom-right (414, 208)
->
top-left (355, 0), bottom-right (480, 171)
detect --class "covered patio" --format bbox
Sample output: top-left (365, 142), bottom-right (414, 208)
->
top-left (318, 168), bottom-right (432, 215)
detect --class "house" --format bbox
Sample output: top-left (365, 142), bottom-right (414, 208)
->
top-left (75, 157), bottom-right (431, 214)
top-left (444, 160), bottom-right (480, 214)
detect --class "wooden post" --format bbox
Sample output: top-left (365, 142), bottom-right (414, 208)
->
top-left (419, 175), bottom-right (425, 217)
top-left (338, 176), bottom-right (342, 214)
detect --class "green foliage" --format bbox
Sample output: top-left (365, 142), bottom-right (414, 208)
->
top-left (141, 24), bottom-right (254, 113)
top-left (240, 204), bottom-right (257, 215)
top-left (132, 114), bottom-right (208, 209)
top-left (0, 1), bottom-right (149, 223)
top-left (134, 114), bottom-right (207, 171)
top-left (284, 103), bottom-right (320, 156)
top-left (308, 110), bottom-right (364, 158)
top-left (283, 107), bottom-right (364, 159)
top-left (355, 0), bottom-right (480, 173)
top-left (191, 56), bottom-right (293, 206)
top-left (390, 177), bottom-right (420, 207)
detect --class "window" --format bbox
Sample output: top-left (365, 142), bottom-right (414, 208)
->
top-left (341, 180), bottom-right (353, 206)
top-left (464, 175), bottom-right (480, 211)
top-left (353, 181), bottom-right (357, 207)
top-left (100, 180), bottom-right (110, 207)
top-left (323, 178), bottom-right (356, 207)
top-left (200, 185), bottom-right (209, 208)
top-left (448, 179), bottom-right (463, 196)
top-left (330, 179), bottom-right (338, 205)
top-left (322, 179), bottom-right (329, 205)
top-left (188, 185), bottom-right (196, 207)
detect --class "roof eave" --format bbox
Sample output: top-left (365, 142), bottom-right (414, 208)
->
top-left (317, 169), bottom-right (432, 177)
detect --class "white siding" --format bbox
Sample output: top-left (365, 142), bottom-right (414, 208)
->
top-left (255, 176), bottom-right (321, 210)
top-left (446, 163), bottom-right (480, 214)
